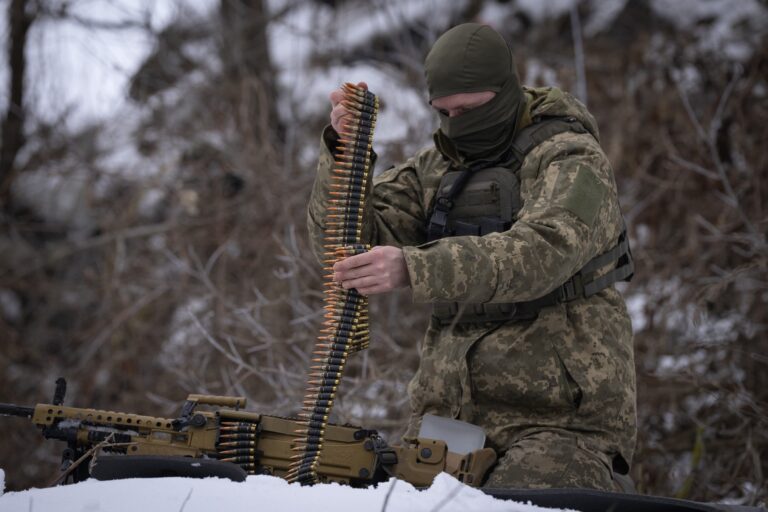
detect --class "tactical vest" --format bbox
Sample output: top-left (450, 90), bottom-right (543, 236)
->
top-left (426, 116), bottom-right (634, 324)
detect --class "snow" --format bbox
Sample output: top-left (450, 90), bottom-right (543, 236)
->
top-left (624, 293), bottom-right (648, 332)
top-left (0, 472), bottom-right (570, 512)
top-left (0, 0), bottom-right (218, 126)
top-left (523, 59), bottom-right (561, 89)
top-left (3, 0), bottom-right (765, 132)
top-left (657, 350), bottom-right (710, 376)
top-left (11, 167), bottom-right (96, 233)
top-left (650, 0), bottom-right (767, 61)
top-left (160, 297), bottom-right (210, 368)
top-left (319, 0), bottom-right (465, 51)
top-left (516, 0), bottom-right (577, 22)
top-left (298, 64), bottom-right (434, 149)
top-left (0, 289), bottom-right (22, 324)
top-left (582, 0), bottom-right (628, 37)
top-left (267, 1), bottom-right (437, 158)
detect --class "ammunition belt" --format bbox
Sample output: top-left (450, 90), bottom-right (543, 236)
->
top-left (287, 84), bottom-right (378, 485)
top-left (216, 420), bottom-right (262, 474)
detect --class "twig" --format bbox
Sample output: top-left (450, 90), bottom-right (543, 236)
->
top-left (380, 478), bottom-right (398, 512)
top-left (189, 312), bottom-right (261, 375)
top-left (179, 488), bottom-right (194, 512)
top-left (709, 64), bottom-right (741, 143)
top-left (188, 311), bottom-right (304, 383)
top-left (570, 1), bottom-right (588, 106)
top-left (75, 284), bottom-right (170, 370)
top-left (5, 213), bottom-right (239, 280)
top-left (673, 70), bottom-right (708, 142)
top-left (668, 154), bottom-right (719, 180)
top-left (673, 65), bottom-right (761, 242)
top-left (747, 431), bottom-right (762, 506)
top-left (674, 426), bottom-right (705, 499)
top-left (48, 434), bottom-right (117, 487)
top-left (429, 480), bottom-right (466, 512)
top-left (39, 4), bottom-right (154, 33)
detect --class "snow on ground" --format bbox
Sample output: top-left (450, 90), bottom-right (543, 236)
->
top-left (0, 472), bottom-right (571, 512)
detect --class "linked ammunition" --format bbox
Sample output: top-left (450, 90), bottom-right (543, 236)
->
top-left (219, 455), bottom-right (256, 464)
top-left (218, 448), bottom-right (260, 456)
top-left (217, 440), bottom-right (258, 448)
top-left (288, 82), bottom-right (377, 485)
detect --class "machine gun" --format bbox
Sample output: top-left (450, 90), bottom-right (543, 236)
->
top-left (0, 378), bottom-right (496, 487)
top-left (6, 381), bottom-right (763, 512)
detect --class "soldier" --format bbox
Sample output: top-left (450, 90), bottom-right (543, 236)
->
top-left (307, 23), bottom-right (636, 491)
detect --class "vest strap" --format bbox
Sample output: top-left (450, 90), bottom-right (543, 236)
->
top-left (426, 165), bottom-right (474, 241)
top-left (509, 116), bottom-right (587, 165)
top-left (432, 228), bottom-right (634, 325)
top-left (426, 165), bottom-right (475, 241)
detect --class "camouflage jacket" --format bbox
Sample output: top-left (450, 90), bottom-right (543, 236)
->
top-left (307, 87), bottom-right (637, 469)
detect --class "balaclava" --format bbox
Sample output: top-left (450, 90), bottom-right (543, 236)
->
top-left (425, 23), bottom-right (525, 161)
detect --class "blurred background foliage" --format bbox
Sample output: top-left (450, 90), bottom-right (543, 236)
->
top-left (0, 0), bottom-right (765, 505)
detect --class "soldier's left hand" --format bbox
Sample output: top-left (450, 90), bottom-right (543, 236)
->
top-left (332, 246), bottom-right (410, 295)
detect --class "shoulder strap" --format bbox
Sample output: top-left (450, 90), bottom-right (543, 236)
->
top-left (581, 226), bottom-right (634, 297)
top-left (507, 116), bottom-right (588, 167)
top-left (426, 165), bottom-right (473, 241)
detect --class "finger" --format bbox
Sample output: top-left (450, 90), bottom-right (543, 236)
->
top-left (357, 81), bottom-right (368, 91)
top-left (331, 108), bottom-right (350, 130)
top-left (334, 251), bottom-right (376, 272)
top-left (341, 276), bottom-right (379, 290)
top-left (334, 265), bottom-right (373, 282)
top-left (329, 89), bottom-right (345, 106)
top-left (331, 103), bottom-right (348, 120)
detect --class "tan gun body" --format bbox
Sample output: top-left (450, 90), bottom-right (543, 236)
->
top-left (18, 393), bottom-right (495, 487)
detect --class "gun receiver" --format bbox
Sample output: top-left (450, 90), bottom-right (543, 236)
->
top-left (1, 379), bottom-right (496, 487)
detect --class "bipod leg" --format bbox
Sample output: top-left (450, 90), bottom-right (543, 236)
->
top-left (51, 444), bottom-right (92, 485)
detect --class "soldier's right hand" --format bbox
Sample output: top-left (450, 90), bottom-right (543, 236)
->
top-left (330, 81), bottom-right (367, 134)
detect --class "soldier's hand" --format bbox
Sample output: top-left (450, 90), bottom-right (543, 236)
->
top-left (332, 245), bottom-right (410, 295)
top-left (330, 81), bottom-right (368, 134)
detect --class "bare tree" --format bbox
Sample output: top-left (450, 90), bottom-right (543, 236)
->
top-left (0, 0), bottom-right (36, 206)
top-left (219, 0), bottom-right (284, 147)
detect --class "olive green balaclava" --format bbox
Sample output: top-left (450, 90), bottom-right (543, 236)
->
top-left (425, 23), bottom-right (525, 161)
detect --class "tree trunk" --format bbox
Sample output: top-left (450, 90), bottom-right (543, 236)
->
top-left (0, 0), bottom-right (35, 206)
top-left (219, 0), bottom-right (284, 147)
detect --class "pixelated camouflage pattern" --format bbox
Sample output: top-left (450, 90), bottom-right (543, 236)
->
top-left (307, 86), bottom-right (636, 490)
top-left (483, 429), bottom-right (615, 490)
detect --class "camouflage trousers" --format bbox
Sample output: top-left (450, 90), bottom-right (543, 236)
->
top-left (482, 429), bottom-right (616, 491)
top-left (405, 295), bottom-right (637, 491)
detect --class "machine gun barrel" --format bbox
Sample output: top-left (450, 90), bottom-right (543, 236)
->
top-left (0, 402), bottom-right (35, 418)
